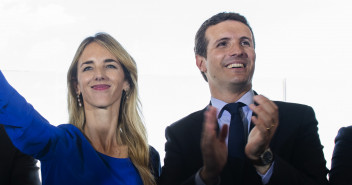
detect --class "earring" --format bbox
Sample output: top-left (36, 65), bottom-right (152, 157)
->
top-left (123, 89), bottom-right (129, 100)
top-left (77, 94), bottom-right (82, 107)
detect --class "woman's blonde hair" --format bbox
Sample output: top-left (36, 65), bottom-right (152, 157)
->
top-left (67, 33), bottom-right (155, 185)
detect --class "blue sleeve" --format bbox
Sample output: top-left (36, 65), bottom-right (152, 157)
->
top-left (0, 70), bottom-right (62, 160)
top-left (257, 161), bottom-right (275, 184)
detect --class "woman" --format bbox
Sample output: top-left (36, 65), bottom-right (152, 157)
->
top-left (0, 33), bottom-right (160, 185)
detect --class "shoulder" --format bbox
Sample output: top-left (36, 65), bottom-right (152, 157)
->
top-left (57, 124), bottom-right (82, 133)
top-left (149, 145), bottom-right (161, 179)
top-left (55, 124), bottom-right (87, 142)
top-left (335, 126), bottom-right (352, 142)
top-left (274, 101), bottom-right (313, 111)
top-left (164, 108), bottom-right (206, 148)
top-left (149, 145), bottom-right (160, 161)
top-left (57, 123), bottom-right (77, 129)
top-left (167, 107), bottom-right (206, 132)
top-left (271, 101), bottom-right (318, 137)
top-left (273, 101), bottom-right (316, 118)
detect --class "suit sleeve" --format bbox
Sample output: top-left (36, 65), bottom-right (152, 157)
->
top-left (267, 105), bottom-right (329, 185)
top-left (0, 125), bottom-right (41, 185)
top-left (159, 125), bottom-right (198, 185)
top-left (329, 126), bottom-right (352, 185)
top-left (11, 149), bottom-right (41, 185)
top-left (0, 70), bottom-right (63, 160)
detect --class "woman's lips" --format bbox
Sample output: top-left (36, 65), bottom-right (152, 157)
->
top-left (92, 84), bottom-right (110, 90)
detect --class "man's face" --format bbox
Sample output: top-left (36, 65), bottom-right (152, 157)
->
top-left (196, 20), bottom-right (256, 96)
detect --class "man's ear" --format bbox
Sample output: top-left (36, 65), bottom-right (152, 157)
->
top-left (196, 55), bottom-right (207, 73)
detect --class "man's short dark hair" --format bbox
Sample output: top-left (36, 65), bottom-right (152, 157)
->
top-left (194, 12), bottom-right (255, 81)
top-left (195, 12), bottom-right (255, 57)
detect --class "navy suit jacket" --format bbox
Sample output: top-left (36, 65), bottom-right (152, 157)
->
top-left (159, 101), bottom-right (329, 185)
top-left (0, 124), bottom-right (41, 185)
top-left (330, 126), bottom-right (352, 185)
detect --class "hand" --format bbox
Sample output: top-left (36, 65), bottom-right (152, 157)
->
top-left (245, 95), bottom-right (278, 165)
top-left (200, 106), bottom-right (228, 185)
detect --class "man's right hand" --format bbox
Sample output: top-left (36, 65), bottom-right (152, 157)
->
top-left (200, 106), bottom-right (228, 185)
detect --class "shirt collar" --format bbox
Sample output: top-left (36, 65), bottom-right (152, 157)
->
top-left (210, 90), bottom-right (255, 118)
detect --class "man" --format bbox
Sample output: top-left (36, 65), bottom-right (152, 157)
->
top-left (0, 124), bottom-right (41, 185)
top-left (330, 126), bottom-right (352, 185)
top-left (159, 12), bottom-right (328, 185)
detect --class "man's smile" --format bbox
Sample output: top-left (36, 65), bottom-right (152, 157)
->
top-left (226, 63), bottom-right (245, 69)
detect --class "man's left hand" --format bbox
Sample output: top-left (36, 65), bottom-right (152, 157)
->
top-left (246, 95), bottom-right (278, 173)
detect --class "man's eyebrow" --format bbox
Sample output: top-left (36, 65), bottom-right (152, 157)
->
top-left (215, 36), bottom-right (252, 43)
top-left (240, 36), bottom-right (252, 41)
top-left (214, 37), bottom-right (230, 44)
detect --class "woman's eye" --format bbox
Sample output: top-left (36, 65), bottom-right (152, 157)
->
top-left (83, 66), bottom-right (92, 71)
top-left (106, 64), bottom-right (117, 69)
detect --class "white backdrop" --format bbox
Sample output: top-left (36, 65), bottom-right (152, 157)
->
top-left (1, 0), bottom-right (352, 170)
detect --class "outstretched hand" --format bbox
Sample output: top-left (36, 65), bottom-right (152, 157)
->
top-left (200, 106), bottom-right (228, 184)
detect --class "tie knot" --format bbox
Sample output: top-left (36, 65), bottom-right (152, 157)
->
top-left (221, 102), bottom-right (244, 116)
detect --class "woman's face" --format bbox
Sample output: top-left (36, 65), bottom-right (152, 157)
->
top-left (76, 42), bottom-right (129, 109)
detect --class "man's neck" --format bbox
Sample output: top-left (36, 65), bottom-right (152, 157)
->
top-left (210, 85), bottom-right (252, 103)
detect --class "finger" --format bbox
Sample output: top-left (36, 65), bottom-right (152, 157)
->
top-left (202, 106), bottom-right (218, 138)
top-left (253, 95), bottom-right (278, 115)
top-left (249, 103), bottom-right (275, 124)
top-left (251, 114), bottom-right (278, 140)
top-left (250, 115), bottom-right (269, 133)
top-left (250, 109), bottom-right (277, 135)
top-left (219, 124), bottom-right (228, 143)
top-left (251, 97), bottom-right (279, 126)
top-left (253, 95), bottom-right (270, 104)
top-left (205, 106), bottom-right (217, 128)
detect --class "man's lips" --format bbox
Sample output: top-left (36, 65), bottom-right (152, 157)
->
top-left (226, 63), bottom-right (245, 69)
top-left (91, 84), bottom-right (110, 90)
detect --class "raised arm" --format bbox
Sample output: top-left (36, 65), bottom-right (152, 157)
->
top-left (0, 70), bottom-right (61, 160)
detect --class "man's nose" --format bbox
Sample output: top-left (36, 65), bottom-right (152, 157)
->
top-left (229, 43), bottom-right (245, 57)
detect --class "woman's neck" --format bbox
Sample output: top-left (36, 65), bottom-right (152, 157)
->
top-left (83, 106), bottom-right (128, 158)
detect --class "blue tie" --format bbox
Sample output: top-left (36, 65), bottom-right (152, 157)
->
top-left (221, 102), bottom-right (245, 159)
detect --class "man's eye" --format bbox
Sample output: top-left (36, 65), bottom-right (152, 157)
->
top-left (241, 41), bottom-right (251, 46)
top-left (83, 66), bottom-right (92, 71)
top-left (217, 41), bottom-right (228, 47)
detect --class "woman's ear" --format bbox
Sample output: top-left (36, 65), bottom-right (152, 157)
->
top-left (123, 81), bottom-right (130, 93)
top-left (75, 81), bottom-right (81, 95)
